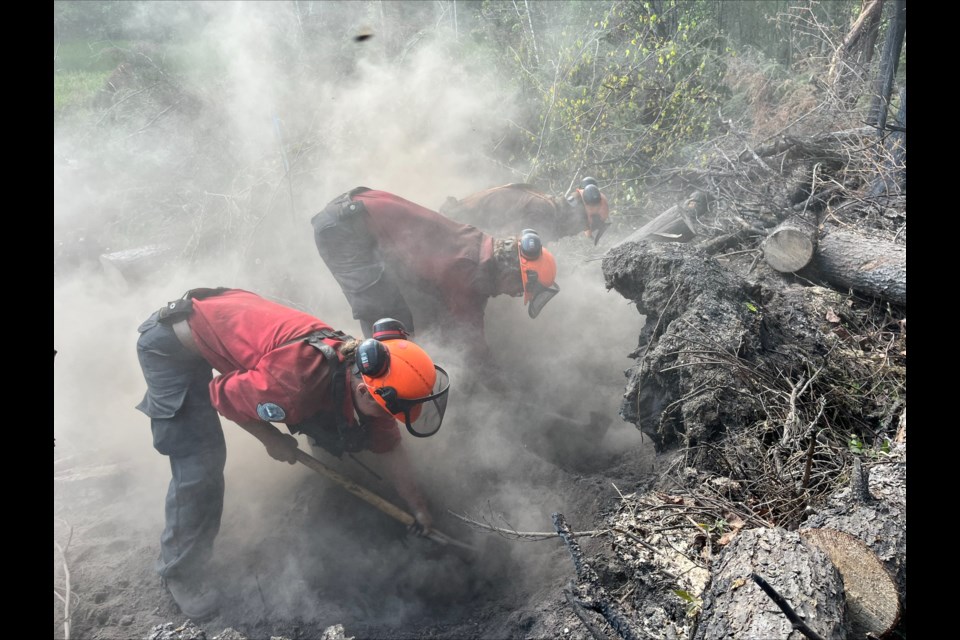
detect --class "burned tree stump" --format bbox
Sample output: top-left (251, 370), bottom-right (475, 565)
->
top-left (602, 241), bottom-right (764, 451)
top-left (693, 527), bottom-right (846, 640)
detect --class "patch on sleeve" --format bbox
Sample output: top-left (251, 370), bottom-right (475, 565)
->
top-left (257, 402), bottom-right (287, 422)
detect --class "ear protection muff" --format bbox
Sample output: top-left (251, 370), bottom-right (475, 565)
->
top-left (357, 338), bottom-right (390, 377)
top-left (520, 229), bottom-right (543, 260)
top-left (371, 318), bottom-right (409, 341)
top-left (582, 184), bottom-right (602, 206)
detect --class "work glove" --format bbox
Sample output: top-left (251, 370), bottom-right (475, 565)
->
top-left (408, 508), bottom-right (433, 538)
top-left (264, 432), bottom-right (299, 465)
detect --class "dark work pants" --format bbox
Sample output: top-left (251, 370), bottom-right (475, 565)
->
top-left (311, 201), bottom-right (415, 338)
top-left (136, 311), bottom-right (226, 580)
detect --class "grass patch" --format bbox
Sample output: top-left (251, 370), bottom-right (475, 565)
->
top-left (55, 70), bottom-right (109, 115)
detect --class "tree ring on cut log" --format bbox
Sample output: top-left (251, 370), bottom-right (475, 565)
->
top-left (762, 221), bottom-right (817, 273)
top-left (800, 527), bottom-right (901, 638)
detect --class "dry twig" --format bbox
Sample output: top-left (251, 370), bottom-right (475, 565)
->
top-left (54, 522), bottom-right (74, 640)
top-left (448, 510), bottom-right (605, 541)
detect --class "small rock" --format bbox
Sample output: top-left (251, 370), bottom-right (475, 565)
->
top-left (147, 621), bottom-right (207, 640)
top-left (320, 624), bottom-right (353, 640)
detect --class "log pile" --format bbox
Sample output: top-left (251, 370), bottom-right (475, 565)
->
top-left (585, 124), bottom-right (906, 639)
top-left (610, 128), bottom-right (907, 310)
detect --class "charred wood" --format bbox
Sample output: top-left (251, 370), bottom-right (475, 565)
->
top-left (868, 0), bottom-right (906, 133)
top-left (553, 512), bottom-right (642, 640)
top-left (563, 583), bottom-right (609, 640)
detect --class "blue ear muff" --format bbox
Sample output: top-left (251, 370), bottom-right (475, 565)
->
top-left (357, 339), bottom-right (390, 377)
top-left (520, 230), bottom-right (543, 260)
top-left (582, 184), bottom-right (602, 205)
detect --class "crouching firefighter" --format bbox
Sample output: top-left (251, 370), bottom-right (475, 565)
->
top-left (311, 187), bottom-right (561, 367)
top-left (439, 176), bottom-right (611, 245)
top-left (135, 287), bottom-right (449, 620)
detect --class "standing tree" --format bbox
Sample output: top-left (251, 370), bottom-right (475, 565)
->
top-left (828, 0), bottom-right (884, 103)
top-left (868, 0), bottom-right (905, 196)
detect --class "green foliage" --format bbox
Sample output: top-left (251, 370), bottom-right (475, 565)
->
top-left (53, 0), bottom-right (878, 233)
top-left (849, 434), bottom-right (898, 460)
top-left (848, 434), bottom-right (865, 454)
top-left (879, 437), bottom-right (892, 456)
top-left (469, 0), bottom-right (731, 207)
top-left (696, 518), bottom-right (729, 534)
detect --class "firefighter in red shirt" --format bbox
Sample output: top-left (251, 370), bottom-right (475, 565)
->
top-left (439, 177), bottom-right (611, 245)
top-left (311, 187), bottom-right (561, 365)
top-left (135, 288), bottom-right (449, 619)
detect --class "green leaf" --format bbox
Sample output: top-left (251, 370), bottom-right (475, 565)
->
top-left (673, 589), bottom-right (695, 603)
top-left (848, 435), bottom-right (864, 453)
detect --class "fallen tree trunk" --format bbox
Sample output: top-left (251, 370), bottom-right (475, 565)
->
top-left (828, 0), bottom-right (883, 103)
top-left (800, 444), bottom-right (907, 639)
top-left (693, 527), bottom-right (847, 640)
top-left (800, 528), bottom-right (900, 640)
top-left (802, 227), bottom-right (906, 306)
top-left (695, 443), bottom-right (906, 640)
top-left (759, 181), bottom-right (855, 272)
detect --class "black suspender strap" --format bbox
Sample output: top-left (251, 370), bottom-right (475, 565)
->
top-left (279, 328), bottom-right (353, 350)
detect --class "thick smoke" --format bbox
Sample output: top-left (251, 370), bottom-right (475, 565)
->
top-left (54, 1), bottom-right (645, 629)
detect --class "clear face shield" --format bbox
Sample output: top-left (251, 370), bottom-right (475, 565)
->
top-left (518, 230), bottom-right (559, 318)
top-left (524, 271), bottom-right (560, 318)
top-left (374, 365), bottom-right (450, 437)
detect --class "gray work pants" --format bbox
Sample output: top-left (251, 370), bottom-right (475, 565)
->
top-left (311, 199), bottom-right (414, 337)
top-left (135, 311), bottom-right (226, 579)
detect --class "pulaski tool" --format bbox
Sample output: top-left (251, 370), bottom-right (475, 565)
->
top-left (294, 448), bottom-right (475, 551)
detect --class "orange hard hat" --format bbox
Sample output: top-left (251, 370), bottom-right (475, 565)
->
top-left (357, 327), bottom-right (450, 437)
top-left (518, 229), bottom-right (560, 318)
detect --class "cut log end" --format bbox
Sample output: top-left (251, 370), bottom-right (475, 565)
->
top-left (801, 528), bottom-right (901, 639)
top-left (763, 228), bottom-right (816, 273)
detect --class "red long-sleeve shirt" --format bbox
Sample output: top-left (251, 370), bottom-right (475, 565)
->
top-left (441, 183), bottom-right (588, 241)
top-left (351, 189), bottom-right (522, 330)
top-left (186, 289), bottom-right (400, 453)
